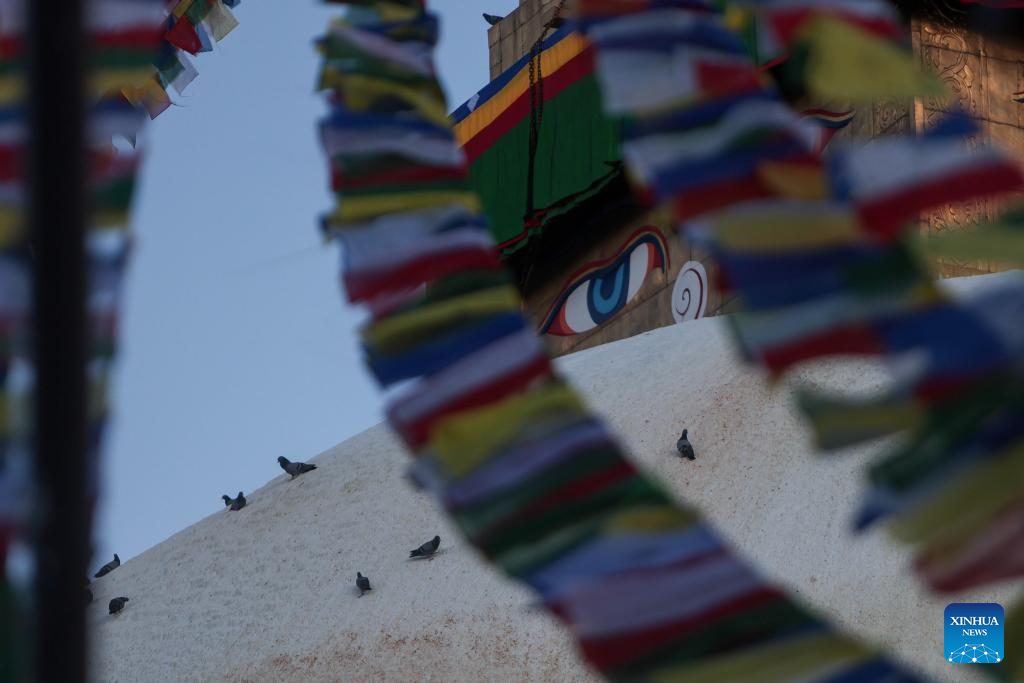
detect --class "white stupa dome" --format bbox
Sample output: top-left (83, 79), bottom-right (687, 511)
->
top-left (90, 274), bottom-right (1022, 682)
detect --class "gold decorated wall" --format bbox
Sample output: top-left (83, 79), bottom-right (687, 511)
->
top-left (916, 19), bottom-right (1024, 277)
top-left (832, 19), bottom-right (1024, 277)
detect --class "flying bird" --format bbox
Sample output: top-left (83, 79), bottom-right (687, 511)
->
top-left (108, 597), bottom-right (129, 615)
top-left (223, 491), bottom-right (246, 511)
top-left (278, 456), bottom-right (317, 479)
top-left (483, 13), bottom-right (504, 26)
top-left (356, 572), bottom-right (372, 596)
top-left (676, 429), bottom-right (696, 460)
top-left (94, 553), bottom-right (120, 578)
top-left (409, 535), bottom-right (440, 559)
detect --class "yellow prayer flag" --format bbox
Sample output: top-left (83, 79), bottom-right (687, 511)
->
top-left (653, 632), bottom-right (870, 683)
top-left (0, 74), bottom-right (23, 104)
top-left (92, 207), bottom-right (132, 231)
top-left (709, 205), bottom-right (861, 252)
top-left (363, 286), bottom-right (521, 354)
top-left (92, 67), bottom-right (159, 98)
top-left (606, 504), bottom-right (698, 533)
top-left (171, 0), bottom-right (194, 19)
top-left (122, 77), bottom-right (172, 116)
top-left (0, 208), bottom-right (24, 249)
top-left (723, 5), bottom-right (752, 33)
top-left (431, 381), bottom-right (585, 478)
top-left (806, 401), bottom-right (923, 450)
top-left (800, 17), bottom-right (946, 102)
top-left (915, 225), bottom-right (1024, 266)
top-left (889, 443), bottom-right (1024, 545)
top-left (329, 191), bottom-right (481, 225)
top-left (757, 160), bottom-right (828, 200)
top-left (318, 71), bottom-right (450, 128)
top-left (362, 2), bottom-right (424, 22)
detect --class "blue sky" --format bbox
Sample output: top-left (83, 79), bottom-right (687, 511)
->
top-left (96, 1), bottom-right (519, 564)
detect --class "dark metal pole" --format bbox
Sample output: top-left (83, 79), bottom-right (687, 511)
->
top-left (27, 0), bottom-right (90, 681)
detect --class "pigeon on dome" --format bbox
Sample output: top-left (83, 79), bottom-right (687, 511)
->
top-left (278, 456), bottom-right (317, 479)
top-left (676, 429), bottom-right (696, 460)
top-left (409, 535), bottom-right (440, 559)
top-left (94, 553), bottom-right (121, 578)
top-left (356, 572), bottom-right (372, 596)
top-left (223, 491), bottom-right (246, 511)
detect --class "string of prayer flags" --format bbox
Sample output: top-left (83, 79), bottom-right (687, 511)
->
top-left (795, 279), bottom-right (1024, 593)
top-left (586, 10), bottom-right (761, 116)
top-left (730, 0), bottom-right (903, 60)
top-left (686, 115), bottom-right (1023, 376)
top-left (328, 205), bottom-right (500, 303)
top-left (318, 113), bottom-right (479, 224)
top-left (729, 0), bottom-right (941, 102)
top-left (624, 96), bottom-right (819, 217)
top-left (692, 209), bottom-right (947, 375)
top-left (123, 0), bottom-right (245, 118)
top-left (828, 112), bottom-right (1024, 241)
top-left (0, 0), bottom-right (250, 669)
top-left (578, 5), bottom-right (824, 223)
top-left (2, 0), bottom-right (245, 676)
top-left (85, 0), bottom-right (165, 390)
top-left (576, 0), bottom-right (1024, 641)
top-left (0, 0), bottom-right (167, 677)
top-left (316, 2), bottom-right (926, 681)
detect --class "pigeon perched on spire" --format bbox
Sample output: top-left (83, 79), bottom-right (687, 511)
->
top-left (94, 553), bottom-right (120, 578)
top-left (409, 535), bottom-right (440, 559)
top-left (108, 597), bottom-right (129, 615)
top-left (676, 429), bottom-right (696, 460)
top-left (356, 572), bottom-right (372, 596)
top-left (483, 13), bottom-right (504, 26)
top-left (223, 491), bottom-right (246, 511)
top-left (278, 456), bottom-right (317, 479)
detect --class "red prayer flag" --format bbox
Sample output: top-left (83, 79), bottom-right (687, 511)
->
top-left (164, 17), bottom-right (202, 55)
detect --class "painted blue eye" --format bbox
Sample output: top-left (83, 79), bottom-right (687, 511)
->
top-left (540, 229), bottom-right (668, 336)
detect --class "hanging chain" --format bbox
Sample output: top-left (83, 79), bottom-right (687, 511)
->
top-left (524, 0), bottom-right (567, 221)
top-left (536, 1), bottom-right (566, 130)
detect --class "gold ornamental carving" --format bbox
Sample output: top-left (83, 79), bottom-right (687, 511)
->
top-left (920, 23), bottom-right (977, 125)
